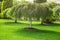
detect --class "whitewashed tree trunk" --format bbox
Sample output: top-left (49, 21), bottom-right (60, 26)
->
top-left (30, 18), bottom-right (32, 28)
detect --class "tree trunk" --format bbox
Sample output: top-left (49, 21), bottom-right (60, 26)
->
top-left (15, 18), bottom-right (17, 23)
top-left (36, 18), bottom-right (40, 21)
top-left (30, 18), bottom-right (32, 28)
top-left (41, 18), bottom-right (44, 24)
top-left (41, 20), bottom-right (44, 24)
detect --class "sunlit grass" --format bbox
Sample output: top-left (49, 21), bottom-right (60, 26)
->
top-left (0, 19), bottom-right (60, 40)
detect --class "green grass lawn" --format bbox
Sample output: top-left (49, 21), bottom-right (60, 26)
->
top-left (0, 19), bottom-right (60, 40)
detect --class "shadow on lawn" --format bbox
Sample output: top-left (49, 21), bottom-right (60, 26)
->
top-left (15, 28), bottom-right (60, 40)
top-left (50, 23), bottom-right (60, 26)
top-left (4, 22), bottom-right (29, 25)
top-left (32, 23), bottom-right (60, 27)
top-left (5, 22), bottom-right (60, 26)
top-left (5, 22), bottom-right (21, 24)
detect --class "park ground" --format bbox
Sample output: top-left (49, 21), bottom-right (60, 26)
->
top-left (0, 19), bottom-right (60, 40)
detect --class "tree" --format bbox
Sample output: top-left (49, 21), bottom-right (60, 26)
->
top-left (33, 0), bottom-right (53, 24)
top-left (7, 3), bottom-right (25, 23)
top-left (22, 3), bottom-right (36, 28)
top-left (41, 4), bottom-right (55, 24)
top-left (47, 2), bottom-right (58, 9)
top-left (53, 6), bottom-right (60, 21)
top-left (34, 3), bottom-right (55, 24)
top-left (1, 0), bottom-right (13, 12)
top-left (43, 2), bottom-right (58, 24)
top-left (13, 6), bottom-right (20, 23)
top-left (34, 1), bottom-right (58, 24)
top-left (2, 8), bottom-right (10, 19)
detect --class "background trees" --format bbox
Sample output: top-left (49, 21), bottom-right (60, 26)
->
top-left (53, 6), bottom-right (60, 21)
top-left (1, 0), bottom-right (13, 12)
top-left (1, 0), bottom-right (13, 19)
top-left (35, 3), bottom-right (53, 24)
top-left (22, 3), bottom-right (37, 28)
top-left (47, 2), bottom-right (58, 9)
top-left (1, 0), bottom-right (60, 25)
top-left (34, 0), bottom-right (47, 3)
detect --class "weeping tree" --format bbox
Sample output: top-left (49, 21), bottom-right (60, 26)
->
top-left (34, 3), bottom-right (53, 24)
top-left (28, 3), bottom-right (53, 24)
top-left (42, 8), bottom-right (54, 24)
top-left (2, 2), bottom-right (28, 23)
top-left (1, 0), bottom-right (13, 12)
top-left (33, 0), bottom-right (54, 24)
top-left (42, 2), bottom-right (58, 24)
top-left (3, 2), bottom-right (55, 24)
top-left (53, 6), bottom-right (60, 21)
top-left (37, 3), bottom-right (57, 24)
top-left (6, 6), bottom-right (17, 19)
top-left (13, 4), bottom-right (25, 23)
top-left (22, 3), bottom-right (36, 28)
top-left (2, 9), bottom-right (9, 18)
top-left (6, 3), bottom-right (26, 23)
top-left (22, 2), bottom-right (55, 24)
top-left (34, 1), bottom-right (58, 24)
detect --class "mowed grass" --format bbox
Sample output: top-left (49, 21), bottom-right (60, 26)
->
top-left (0, 19), bottom-right (60, 40)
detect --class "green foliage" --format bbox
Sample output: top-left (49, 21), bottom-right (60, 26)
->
top-left (1, 0), bottom-right (13, 12)
top-left (23, 3), bottom-right (35, 18)
top-left (2, 8), bottom-right (10, 19)
top-left (6, 3), bottom-right (26, 22)
top-left (38, 2), bottom-right (58, 24)
top-left (7, 5), bottom-right (17, 19)
top-left (34, 0), bottom-right (47, 3)
top-left (53, 6), bottom-right (60, 20)
top-left (0, 2), bottom-right (2, 13)
top-left (2, 1), bottom-right (59, 24)
top-left (47, 2), bottom-right (58, 9)
top-left (13, 0), bottom-right (20, 5)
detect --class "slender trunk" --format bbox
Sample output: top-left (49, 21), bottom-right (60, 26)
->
top-left (30, 18), bottom-right (32, 28)
top-left (37, 18), bottom-right (40, 21)
top-left (15, 18), bottom-right (17, 23)
top-left (41, 18), bottom-right (44, 24)
top-left (41, 20), bottom-right (44, 24)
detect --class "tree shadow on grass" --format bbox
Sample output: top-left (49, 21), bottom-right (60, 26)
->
top-left (5, 22), bottom-right (20, 24)
top-left (4, 21), bottom-right (60, 26)
top-left (14, 28), bottom-right (60, 40)
top-left (4, 22), bottom-right (29, 27)
top-left (5, 22), bottom-right (29, 25)
top-left (32, 23), bottom-right (60, 27)
top-left (50, 23), bottom-right (60, 26)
